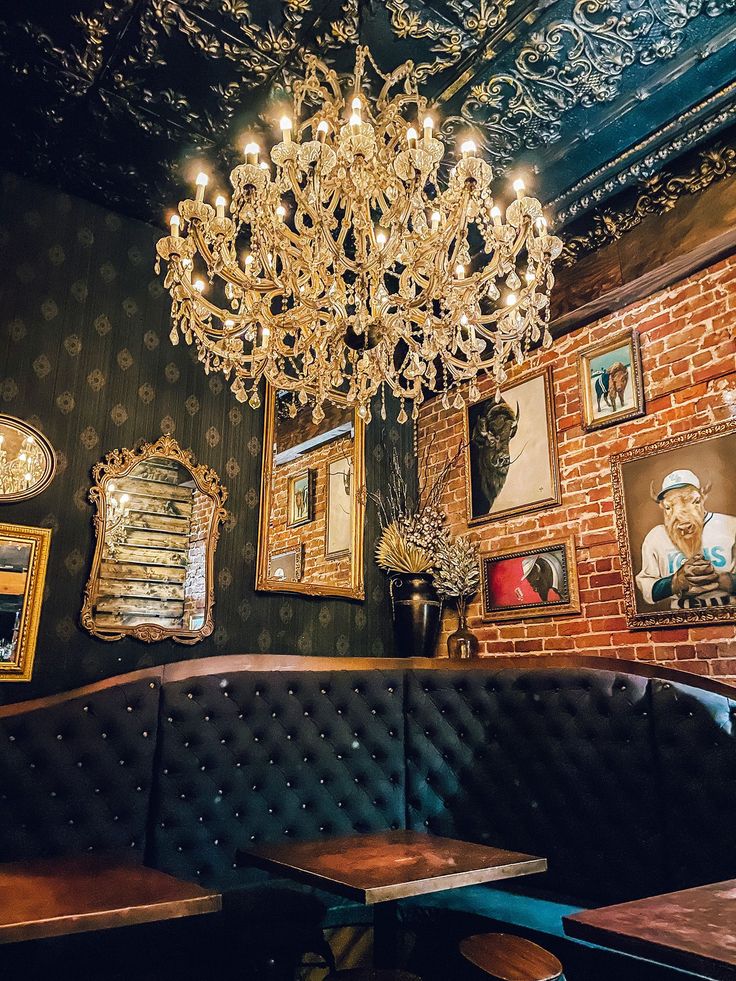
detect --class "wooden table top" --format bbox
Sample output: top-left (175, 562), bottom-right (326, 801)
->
top-left (0, 853), bottom-right (221, 944)
top-left (241, 830), bottom-right (546, 904)
top-left (564, 879), bottom-right (736, 980)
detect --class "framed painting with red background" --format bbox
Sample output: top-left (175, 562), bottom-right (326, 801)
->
top-left (481, 535), bottom-right (580, 623)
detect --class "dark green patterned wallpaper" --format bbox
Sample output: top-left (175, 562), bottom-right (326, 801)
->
top-left (0, 171), bottom-right (410, 702)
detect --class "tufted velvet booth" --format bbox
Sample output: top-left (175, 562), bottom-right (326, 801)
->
top-left (2, 653), bottom-right (736, 966)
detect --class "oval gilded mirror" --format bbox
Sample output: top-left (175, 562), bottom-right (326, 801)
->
top-left (0, 415), bottom-right (56, 502)
top-left (256, 386), bottom-right (365, 599)
top-left (81, 436), bottom-right (227, 644)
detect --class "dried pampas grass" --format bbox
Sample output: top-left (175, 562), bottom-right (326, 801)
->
top-left (375, 522), bottom-right (433, 574)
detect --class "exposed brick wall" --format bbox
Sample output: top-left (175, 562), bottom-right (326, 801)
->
top-left (269, 434), bottom-right (352, 586)
top-left (418, 253), bottom-right (736, 678)
top-left (183, 490), bottom-right (209, 628)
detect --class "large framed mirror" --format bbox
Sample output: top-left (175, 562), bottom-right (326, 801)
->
top-left (256, 387), bottom-right (365, 599)
top-left (81, 436), bottom-right (227, 644)
top-left (0, 523), bottom-right (51, 682)
top-left (0, 415), bottom-right (56, 502)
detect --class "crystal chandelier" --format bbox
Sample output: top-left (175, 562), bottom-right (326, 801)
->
top-left (0, 432), bottom-right (46, 495)
top-left (156, 47), bottom-right (562, 424)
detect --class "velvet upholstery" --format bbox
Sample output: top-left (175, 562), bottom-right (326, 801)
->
top-left (146, 669), bottom-right (406, 887)
top-left (0, 675), bottom-right (160, 862)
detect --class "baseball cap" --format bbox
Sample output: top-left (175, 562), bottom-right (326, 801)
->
top-left (657, 469), bottom-right (701, 501)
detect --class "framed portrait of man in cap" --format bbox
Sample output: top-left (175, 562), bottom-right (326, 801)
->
top-left (611, 420), bottom-right (736, 628)
top-left (480, 535), bottom-right (580, 622)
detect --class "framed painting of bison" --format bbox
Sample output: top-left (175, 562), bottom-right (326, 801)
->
top-left (464, 366), bottom-right (560, 526)
top-left (480, 535), bottom-right (580, 622)
top-left (578, 329), bottom-right (645, 432)
top-left (611, 420), bottom-right (736, 629)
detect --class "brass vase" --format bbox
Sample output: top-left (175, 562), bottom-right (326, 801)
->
top-left (447, 608), bottom-right (479, 660)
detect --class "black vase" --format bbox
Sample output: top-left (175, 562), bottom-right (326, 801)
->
top-left (389, 573), bottom-right (442, 657)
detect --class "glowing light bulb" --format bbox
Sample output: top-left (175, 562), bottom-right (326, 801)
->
top-left (276, 205), bottom-right (286, 220)
top-left (513, 178), bottom-right (525, 199)
top-left (169, 214), bottom-right (180, 237)
top-left (423, 116), bottom-right (434, 142)
top-left (376, 230), bottom-right (387, 247)
top-left (455, 263), bottom-right (465, 279)
top-left (506, 292), bottom-right (517, 306)
top-left (316, 120), bottom-right (329, 142)
top-left (351, 96), bottom-right (362, 114)
top-left (406, 127), bottom-right (418, 149)
top-left (194, 279), bottom-right (205, 293)
top-left (279, 116), bottom-right (292, 143)
top-left (120, 494), bottom-right (129, 505)
top-left (195, 172), bottom-right (208, 202)
top-left (215, 195), bottom-right (226, 218)
top-left (431, 210), bottom-right (441, 232)
top-left (244, 142), bottom-right (259, 165)
top-left (349, 113), bottom-right (361, 134)
top-left (460, 140), bottom-right (476, 158)
top-left (224, 318), bottom-right (235, 328)
top-left (491, 206), bottom-right (502, 227)
top-left (459, 314), bottom-right (468, 326)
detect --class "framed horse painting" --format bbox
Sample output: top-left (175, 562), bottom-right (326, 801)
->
top-left (577, 329), bottom-right (645, 432)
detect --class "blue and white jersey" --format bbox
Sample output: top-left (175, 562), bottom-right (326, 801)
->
top-left (636, 512), bottom-right (736, 608)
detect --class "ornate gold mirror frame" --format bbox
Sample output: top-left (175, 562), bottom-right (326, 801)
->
top-left (0, 415), bottom-right (56, 503)
top-left (256, 385), bottom-right (365, 599)
top-left (81, 436), bottom-right (227, 644)
top-left (0, 523), bottom-right (51, 682)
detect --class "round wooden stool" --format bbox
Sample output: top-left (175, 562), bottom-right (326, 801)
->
top-left (328, 971), bottom-right (420, 981)
top-left (459, 933), bottom-right (563, 981)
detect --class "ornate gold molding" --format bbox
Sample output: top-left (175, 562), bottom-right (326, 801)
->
top-left (81, 435), bottom-right (228, 645)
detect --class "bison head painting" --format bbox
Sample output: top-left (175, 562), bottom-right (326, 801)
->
top-left (470, 399), bottom-right (519, 516)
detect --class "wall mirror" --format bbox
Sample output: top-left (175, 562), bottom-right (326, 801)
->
top-left (81, 436), bottom-right (227, 644)
top-left (0, 415), bottom-right (56, 502)
top-left (256, 386), bottom-right (365, 599)
top-left (0, 523), bottom-right (51, 682)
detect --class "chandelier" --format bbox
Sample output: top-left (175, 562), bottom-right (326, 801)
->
top-left (0, 432), bottom-right (46, 495)
top-left (156, 47), bottom-right (562, 424)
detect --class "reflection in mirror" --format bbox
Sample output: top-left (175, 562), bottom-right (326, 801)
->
top-left (0, 416), bottom-right (56, 502)
top-left (81, 436), bottom-right (227, 644)
top-left (257, 386), bottom-right (365, 599)
top-left (0, 523), bottom-right (51, 682)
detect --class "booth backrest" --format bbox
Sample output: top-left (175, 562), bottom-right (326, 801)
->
top-left (146, 668), bottom-right (406, 887)
top-left (2, 655), bottom-right (735, 908)
top-left (0, 670), bottom-right (161, 863)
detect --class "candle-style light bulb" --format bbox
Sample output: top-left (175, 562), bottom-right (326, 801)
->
top-left (491, 205), bottom-right (502, 227)
top-left (276, 205), bottom-right (286, 220)
top-left (376, 230), bottom-right (387, 247)
top-left (506, 292), bottom-right (517, 306)
top-left (351, 96), bottom-right (362, 117)
top-left (460, 140), bottom-right (476, 159)
top-left (280, 116), bottom-right (292, 144)
top-left (431, 210), bottom-right (441, 232)
top-left (244, 142), bottom-right (259, 165)
top-left (513, 178), bottom-right (525, 200)
top-left (195, 172), bottom-right (208, 203)
top-left (406, 127), bottom-right (418, 149)
top-left (349, 112), bottom-right (361, 135)
top-left (244, 253), bottom-right (254, 269)
top-left (215, 195), bottom-right (226, 218)
top-left (423, 116), bottom-right (434, 142)
top-left (316, 120), bottom-right (329, 143)
top-left (455, 263), bottom-right (465, 279)
top-left (194, 279), bottom-right (205, 293)
top-left (169, 214), bottom-right (180, 238)
top-left (261, 326), bottom-right (271, 348)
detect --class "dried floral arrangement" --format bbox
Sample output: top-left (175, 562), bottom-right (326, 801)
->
top-left (372, 442), bottom-right (460, 575)
top-left (433, 534), bottom-right (481, 618)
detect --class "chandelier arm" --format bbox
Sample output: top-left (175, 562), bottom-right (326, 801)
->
top-left (188, 225), bottom-right (279, 294)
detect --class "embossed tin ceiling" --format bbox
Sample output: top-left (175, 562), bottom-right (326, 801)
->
top-left (1, 0), bottom-right (735, 236)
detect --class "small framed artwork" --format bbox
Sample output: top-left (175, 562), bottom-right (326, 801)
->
top-left (611, 420), bottom-right (736, 629)
top-left (288, 469), bottom-right (313, 527)
top-left (326, 456), bottom-right (352, 558)
top-left (0, 523), bottom-right (52, 682)
top-left (481, 535), bottom-right (580, 623)
top-left (268, 546), bottom-right (303, 583)
top-left (578, 329), bottom-right (645, 432)
top-left (464, 366), bottom-right (560, 525)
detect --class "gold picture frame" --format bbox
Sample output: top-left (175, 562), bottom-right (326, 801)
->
top-left (578, 329), bottom-right (645, 432)
top-left (480, 535), bottom-right (580, 623)
top-left (464, 365), bottom-right (560, 526)
top-left (287, 469), bottom-right (313, 528)
top-left (611, 419), bottom-right (736, 629)
top-left (81, 436), bottom-right (228, 644)
top-left (0, 523), bottom-right (51, 682)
